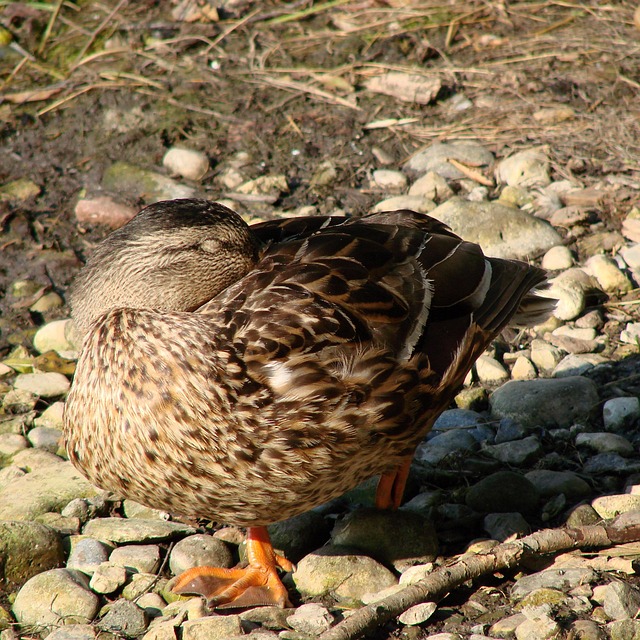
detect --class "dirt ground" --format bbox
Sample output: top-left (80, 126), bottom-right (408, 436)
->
top-left (2, 1), bottom-right (640, 638)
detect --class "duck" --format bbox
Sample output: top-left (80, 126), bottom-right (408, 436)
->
top-left (63, 199), bottom-right (552, 609)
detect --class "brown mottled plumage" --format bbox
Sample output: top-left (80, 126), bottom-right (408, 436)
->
top-left (63, 199), bottom-right (551, 607)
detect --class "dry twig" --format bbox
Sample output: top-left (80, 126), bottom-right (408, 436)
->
top-left (319, 516), bottom-right (640, 640)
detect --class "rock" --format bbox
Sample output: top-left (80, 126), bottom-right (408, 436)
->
top-left (584, 255), bottom-right (633, 294)
top-left (495, 148), bottom-right (551, 187)
top-left (13, 372), bottom-right (70, 398)
top-left (293, 545), bottom-right (397, 601)
top-left (110, 544), bottom-right (161, 573)
top-left (428, 197), bottom-right (561, 260)
top-left (365, 72), bottom-right (442, 105)
top-left (2, 388), bottom-right (38, 413)
top-left (135, 593), bottom-right (166, 618)
top-left (602, 581), bottom-right (640, 619)
top-left (591, 494), bottom-right (640, 519)
top-left (524, 470), bottom-right (591, 500)
top-left (511, 567), bottom-right (597, 599)
top-left (568, 619), bottom-right (605, 640)
top-left (237, 175), bottom-right (288, 197)
top-left (404, 141), bottom-right (494, 179)
top-left (529, 339), bottom-right (564, 372)
top-left (399, 563), bottom-right (434, 585)
top-left (490, 613), bottom-right (527, 638)
top-left (169, 534), bottom-right (233, 576)
top-left (142, 621), bottom-right (177, 640)
top-left (495, 418), bottom-right (529, 442)
top-left (466, 471), bottom-right (539, 514)
top-left (286, 603), bottom-right (334, 635)
top-left (408, 171), bottom-right (454, 201)
top-left (102, 162), bottom-right (196, 202)
top-left (36, 512), bottom-right (81, 535)
top-left (575, 432), bottom-right (634, 456)
top-left (27, 427), bottom-right (63, 454)
top-left (432, 409), bottom-right (485, 432)
top-left (0, 521), bottom-right (64, 589)
top-left (553, 354), bottom-right (607, 378)
top-left (414, 429), bottom-right (479, 465)
top-left (621, 322), bottom-right (640, 345)
top-left (602, 397), bottom-right (640, 431)
top-left (482, 436), bottom-right (542, 466)
top-left (181, 615), bottom-right (243, 639)
top-left (97, 599), bottom-right (148, 638)
top-left (0, 461), bottom-right (98, 520)
top-left (239, 606), bottom-right (291, 631)
top-left (483, 512), bottom-right (531, 540)
top-left (371, 169), bottom-right (407, 192)
top-left (517, 587), bottom-right (568, 608)
top-left (12, 569), bottom-right (99, 634)
top-left (583, 453), bottom-right (640, 475)
top-left (122, 573), bottom-right (163, 600)
top-left (310, 160), bottom-right (338, 187)
top-left (30, 292), bottom-right (64, 313)
top-left (372, 195), bottom-right (436, 214)
top-left (547, 268), bottom-right (598, 321)
top-left (268, 510), bottom-right (332, 563)
top-left (162, 148), bottom-right (209, 181)
top-left (44, 625), bottom-right (97, 640)
top-left (515, 612), bottom-right (560, 640)
top-left (75, 197), bottom-right (137, 229)
top-left (122, 500), bottom-right (170, 520)
top-left (67, 537), bottom-right (110, 574)
top-left (82, 518), bottom-right (195, 544)
top-left (475, 355), bottom-right (509, 383)
top-left (89, 563), bottom-right (128, 594)
top-left (0, 433), bottom-right (28, 458)
top-left (489, 377), bottom-right (599, 430)
top-left (398, 602), bottom-right (437, 626)
top-left (511, 356), bottom-right (538, 380)
top-left (33, 402), bottom-right (65, 430)
top-left (330, 508), bottom-right (438, 571)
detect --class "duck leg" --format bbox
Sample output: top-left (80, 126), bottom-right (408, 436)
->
top-left (172, 526), bottom-right (294, 609)
top-left (375, 457), bottom-right (413, 510)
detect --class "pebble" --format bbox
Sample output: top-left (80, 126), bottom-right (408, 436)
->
top-left (483, 512), bottom-right (531, 539)
top-left (13, 372), bottom-right (70, 397)
top-left (511, 355), bottom-right (538, 380)
top-left (575, 432), bottom-right (635, 456)
top-left (428, 197), bottom-right (562, 260)
top-left (74, 196), bottom-right (137, 229)
top-left (110, 544), bottom-right (161, 573)
top-left (293, 545), bottom-right (397, 601)
top-left (97, 599), bottom-right (148, 638)
top-left (0, 433), bottom-right (28, 458)
top-left (372, 194), bottom-right (436, 213)
top-left (465, 471), bottom-right (539, 514)
top-left (30, 291), bottom-right (64, 313)
top-left (620, 321), bottom-right (640, 345)
top-left (547, 268), bottom-right (597, 320)
top-left (122, 573), bottom-right (162, 600)
top-left (582, 453), bottom-right (640, 475)
top-left (475, 355), bottom-right (509, 383)
top-left (44, 625), bottom-right (97, 640)
top-left (89, 563), bottom-right (128, 594)
top-left (136, 593), bottom-right (166, 618)
top-left (169, 534), bottom-right (233, 575)
top-left (330, 508), bottom-right (438, 571)
top-left (371, 169), bottom-right (407, 192)
top-left (414, 429), bottom-right (479, 465)
top-left (239, 606), bottom-right (291, 631)
top-left (408, 171), bottom-right (454, 201)
top-left (0, 521), bottom-right (64, 588)
top-left (482, 435), bottom-right (542, 466)
top-left (602, 397), bottom-right (640, 431)
top-left (529, 339), bottom-right (564, 372)
top-left (398, 602), bottom-right (437, 626)
top-left (602, 581), bottom-right (640, 620)
top-left (515, 611), bottom-right (560, 640)
top-left (181, 615), bottom-right (243, 640)
top-left (404, 141), bottom-right (494, 179)
top-left (102, 162), bottom-right (196, 201)
top-left (495, 148), bottom-right (551, 187)
top-left (584, 255), bottom-right (633, 293)
top-left (122, 500), bottom-right (170, 520)
top-left (67, 537), bottom-right (111, 574)
top-left (286, 603), bottom-right (334, 635)
top-left (399, 563), bottom-right (434, 585)
top-left (236, 174), bottom-right (288, 197)
top-left (12, 569), bottom-right (99, 634)
top-left (82, 518), bottom-right (195, 544)
top-left (34, 402), bottom-right (65, 429)
top-left (524, 470), bottom-right (591, 500)
top-left (27, 426), bottom-right (63, 453)
top-left (162, 147), bottom-right (209, 181)
top-left (511, 567), bottom-right (597, 599)
top-left (591, 494), bottom-right (640, 519)
top-left (552, 353), bottom-right (606, 378)
top-left (489, 376), bottom-right (599, 429)
top-left (0, 461), bottom-right (98, 521)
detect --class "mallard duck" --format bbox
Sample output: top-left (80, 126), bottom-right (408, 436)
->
top-left (64, 199), bottom-right (551, 609)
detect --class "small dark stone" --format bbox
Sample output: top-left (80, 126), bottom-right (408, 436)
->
top-left (466, 471), bottom-right (539, 514)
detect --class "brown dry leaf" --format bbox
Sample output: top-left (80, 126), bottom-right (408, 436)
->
top-left (364, 72), bottom-right (441, 105)
top-left (3, 86), bottom-right (63, 104)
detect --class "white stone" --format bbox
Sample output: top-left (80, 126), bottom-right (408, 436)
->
top-left (584, 254), bottom-right (633, 293)
top-left (372, 195), bottom-right (436, 213)
top-left (603, 397), bottom-right (640, 431)
top-left (398, 602), bottom-right (437, 625)
top-left (371, 169), bottom-right (408, 192)
top-left (13, 372), bottom-right (70, 398)
top-left (530, 340), bottom-right (564, 372)
top-left (110, 544), bottom-right (161, 573)
top-left (551, 326), bottom-right (596, 341)
top-left (475, 355), bottom-right (509, 383)
top-left (552, 354), bottom-right (606, 378)
top-left (592, 494), bottom-right (640, 519)
top-left (33, 318), bottom-right (76, 354)
top-left (511, 356), bottom-right (537, 380)
top-left (0, 433), bottom-right (28, 457)
top-left (89, 563), bottom-right (128, 594)
top-left (408, 171), bottom-right (454, 201)
top-left (496, 148), bottom-right (551, 187)
top-left (162, 148), bottom-right (209, 181)
top-left (400, 563), bottom-right (434, 585)
top-left (541, 246), bottom-right (574, 271)
top-left (576, 432), bottom-right (634, 455)
top-left (34, 402), bottom-right (65, 429)
top-left (287, 603), bottom-right (334, 635)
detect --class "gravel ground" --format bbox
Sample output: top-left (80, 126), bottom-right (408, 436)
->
top-left (2, 2), bottom-right (640, 640)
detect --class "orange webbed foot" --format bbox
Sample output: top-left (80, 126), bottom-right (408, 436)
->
top-left (172, 526), bottom-right (294, 609)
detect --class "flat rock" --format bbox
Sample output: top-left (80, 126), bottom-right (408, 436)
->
top-left (398, 602), bottom-right (437, 626)
top-left (482, 435), bottom-right (542, 466)
top-left (0, 461), bottom-right (98, 520)
top-left (66, 537), bottom-right (110, 574)
top-left (181, 615), bottom-right (243, 640)
top-left (330, 508), bottom-right (438, 571)
top-left (372, 194), bottom-right (436, 214)
top-left (12, 569), bottom-right (99, 635)
top-left (602, 397), bottom-right (640, 431)
top-left (286, 603), bottom-right (334, 635)
top-left (110, 544), bottom-right (161, 574)
top-left (44, 625), bottom-right (97, 640)
top-left (575, 432), bottom-right (635, 456)
top-left (428, 197), bottom-right (561, 260)
top-left (0, 521), bottom-right (64, 589)
top-left (13, 372), bottom-right (70, 398)
top-left (404, 141), bottom-right (494, 179)
top-left (495, 148), bottom-right (551, 187)
top-left (524, 470), bottom-right (591, 500)
top-left (169, 534), bottom-right (233, 576)
top-left (83, 518), bottom-right (195, 544)
top-left (466, 471), bottom-right (539, 514)
top-left (293, 545), bottom-right (397, 601)
top-left (33, 320), bottom-right (77, 355)
top-left (102, 162), bottom-right (196, 202)
top-left (415, 428), bottom-right (479, 465)
top-left (591, 494), bottom-right (640, 519)
top-left (511, 567), bottom-right (597, 599)
top-left (97, 599), bottom-right (148, 638)
top-left (89, 563), bottom-right (128, 594)
top-left (489, 377), bottom-right (599, 429)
